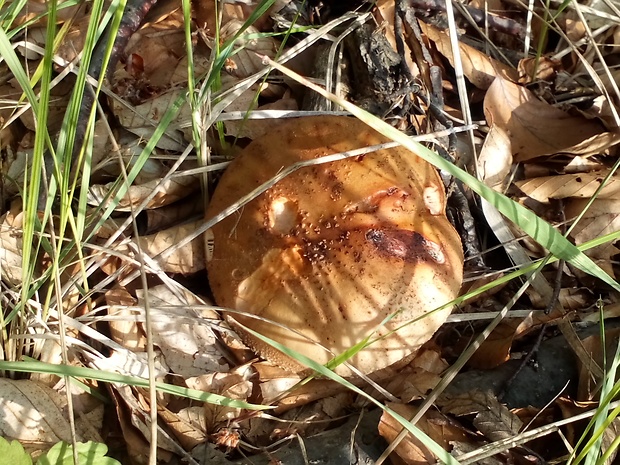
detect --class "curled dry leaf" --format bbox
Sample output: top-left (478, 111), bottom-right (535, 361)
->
top-left (106, 288), bottom-right (146, 351)
top-left (90, 128), bottom-right (170, 183)
top-left (28, 338), bottom-right (64, 387)
top-left (140, 198), bottom-right (204, 235)
top-left (168, 54), bottom-right (213, 90)
top-left (0, 84), bottom-right (21, 152)
top-left (517, 57), bottom-right (561, 84)
top-left (93, 349), bottom-right (169, 382)
top-left (88, 172), bottom-right (200, 211)
top-left (584, 95), bottom-right (620, 130)
top-left (467, 320), bottom-right (521, 369)
top-left (484, 77), bottom-right (609, 162)
top-left (556, 288), bottom-right (593, 311)
top-left (395, 349), bottom-right (448, 402)
top-left (582, 302), bottom-right (620, 322)
top-left (251, 392), bottom-right (355, 444)
top-left (253, 361), bottom-right (349, 411)
top-left (10, 1), bottom-right (84, 26)
top-left (419, 22), bottom-right (517, 89)
top-left (219, 81), bottom-right (294, 139)
top-left (576, 327), bottom-right (620, 399)
top-left (136, 219), bottom-right (206, 274)
top-left (477, 125), bottom-right (513, 190)
top-left (206, 116), bottom-right (464, 376)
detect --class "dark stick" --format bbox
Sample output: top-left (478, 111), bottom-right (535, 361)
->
top-left (39, 0), bottom-right (159, 209)
top-left (71, 0), bottom-right (159, 163)
top-left (406, 0), bottom-right (526, 40)
top-left (396, 0), bottom-right (484, 266)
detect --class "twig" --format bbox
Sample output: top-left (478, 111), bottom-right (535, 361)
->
top-left (406, 0), bottom-right (526, 40)
top-left (72, 0), bottom-right (159, 162)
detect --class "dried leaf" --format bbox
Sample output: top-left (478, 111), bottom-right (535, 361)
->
top-left (136, 219), bottom-right (206, 274)
top-left (517, 57), bottom-right (561, 84)
top-left (484, 77), bottom-right (606, 161)
top-left (565, 198), bottom-right (620, 277)
top-left (253, 362), bottom-right (349, 412)
top-left (111, 90), bottom-right (190, 150)
top-left (420, 22), bottom-right (517, 89)
top-left (0, 82), bottom-right (22, 149)
top-left (467, 321), bottom-right (520, 369)
top-left (56, 13), bottom-right (92, 64)
top-left (379, 403), bottom-right (465, 465)
top-left (114, 26), bottom-right (185, 88)
top-left (397, 368), bottom-right (444, 403)
top-left (391, 350), bottom-right (448, 402)
top-left (158, 406), bottom-right (206, 450)
top-left (135, 285), bottom-right (226, 377)
top-left (28, 338), bottom-right (63, 386)
top-left (576, 328), bottom-right (620, 399)
top-left (564, 155), bottom-right (607, 174)
top-left (516, 171), bottom-right (620, 202)
top-left (92, 349), bottom-right (168, 381)
top-left (109, 384), bottom-right (177, 459)
top-left (186, 364), bottom-right (253, 430)
top-left (15, 27), bottom-right (46, 60)
top-left (141, 198), bottom-right (203, 234)
top-left (106, 288), bottom-right (145, 350)
top-left (194, 1), bottom-right (275, 35)
top-left (18, 79), bottom-right (72, 135)
top-left (0, 379), bottom-right (102, 444)
top-left (439, 390), bottom-right (522, 442)
top-left (558, 288), bottom-right (593, 311)
top-left (219, 21), bottom-right (277, 79)
top-left (477, 125), bottom-right (513, 190)
top-left (88, 172), bottom-right (200, 211)
top-left (583, 302), bottom-right (620, 322)
top-left (601, 418), bottom-right (620, 464)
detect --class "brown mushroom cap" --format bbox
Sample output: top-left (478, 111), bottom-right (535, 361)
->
top-left (206, 116), bottom-right (463, 376)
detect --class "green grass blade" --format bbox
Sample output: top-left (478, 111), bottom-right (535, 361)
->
top-left (0, 361), bottom-right (271, 410)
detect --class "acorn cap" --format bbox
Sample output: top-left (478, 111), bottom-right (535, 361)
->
top-left (206, 116), bottom-right (463, 376)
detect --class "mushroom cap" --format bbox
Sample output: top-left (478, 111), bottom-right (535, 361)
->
top-left (206, 116), bottom-right (463, 376)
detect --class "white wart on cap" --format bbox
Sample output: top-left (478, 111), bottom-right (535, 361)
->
top-left (206, 116), bottom-right (463, 376)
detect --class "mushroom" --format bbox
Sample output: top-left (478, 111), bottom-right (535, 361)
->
top-left (206, 116), bottom-right (463, 376)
